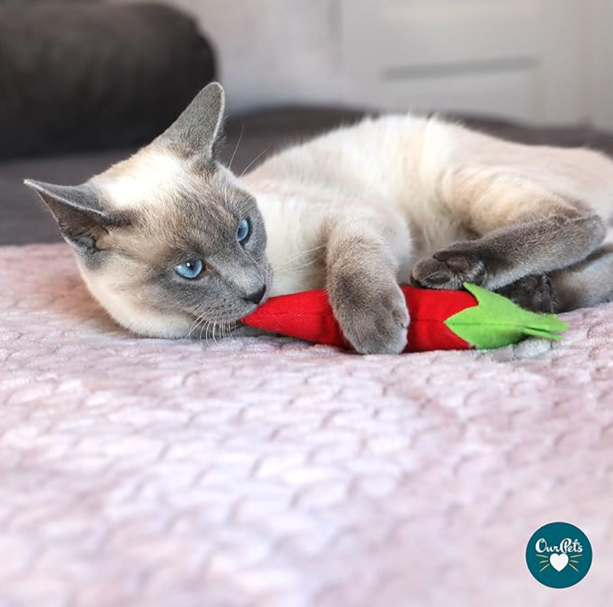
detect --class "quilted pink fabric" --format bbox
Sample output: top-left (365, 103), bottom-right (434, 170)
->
top-left (1, 243), bottom-right (612, 607)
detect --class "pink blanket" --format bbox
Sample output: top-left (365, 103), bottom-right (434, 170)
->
top-left (1, 243), bottom-right (612, 607)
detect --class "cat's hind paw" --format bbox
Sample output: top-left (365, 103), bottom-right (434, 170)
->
top-left (496, 275), bottom-right (556, 313)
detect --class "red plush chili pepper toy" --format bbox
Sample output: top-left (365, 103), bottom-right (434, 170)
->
top-left (242, 283), bottom-right (567, 353)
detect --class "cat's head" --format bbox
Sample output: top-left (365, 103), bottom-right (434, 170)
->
top-left (25, 83), bottom-right (273, 337)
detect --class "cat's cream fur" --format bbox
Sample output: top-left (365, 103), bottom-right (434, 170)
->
top-left (245, 114), bottom-right (613, 316)
top-left (26, 84), bottom-right (613, 353)
top-left (249, 115), bottom-right (613, 289)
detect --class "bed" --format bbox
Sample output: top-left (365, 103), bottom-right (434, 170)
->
top-left (2, 108), bottom-right (613, 606)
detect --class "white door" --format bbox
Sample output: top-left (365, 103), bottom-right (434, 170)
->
top-left (340, 0), bottom-right (592, 124)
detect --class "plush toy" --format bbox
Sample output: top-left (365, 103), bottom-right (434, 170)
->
top-left (242, 283), bottom-right (568, 353)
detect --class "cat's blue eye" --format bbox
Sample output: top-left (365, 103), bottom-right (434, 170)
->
top-left (237, 218), bottom-right (251, 243)
top-left (174, 259), bottom-right (204, 280)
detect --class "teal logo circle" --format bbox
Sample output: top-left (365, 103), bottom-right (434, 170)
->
top-left (526, 522), bottom-right (592, 588)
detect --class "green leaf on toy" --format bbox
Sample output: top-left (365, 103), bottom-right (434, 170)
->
top-left (444, 283), bottom-right (569, 349)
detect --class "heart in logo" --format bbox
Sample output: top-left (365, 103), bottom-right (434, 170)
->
top-left (550, 553), bottom-right (569, 572)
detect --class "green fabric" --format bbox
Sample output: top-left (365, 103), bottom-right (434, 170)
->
top-left (445, 283), bottom-right (568, 349)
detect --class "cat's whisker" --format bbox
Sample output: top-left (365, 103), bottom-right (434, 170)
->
top-left (199, 319), bottom-right (210, 344)
top-left (186, 312), bottom-right (207, 341)
top-left (275, 256), bottom-right (321, 273)
top-left (274, 258), bottom-right (324, 281)
top-left (239, 145), bottom-right (271, 178)
top-left (287, 257), bottom-right (324, 273)
top-left (274, 243), bottom-right (325, 265)
top-left (274, 244), bottom-right (327, 271)
top-left (216, 321), bottom-right (223, 344)
top-left (227, 123), bottom-right (245, 172)
top-left (220, 320), bottom-right (230, 340)
top-left (205, 321), bottom-right (211, 344)
top-left (186, 318), bottom-right (201, 341)
top-left (286, 243), bottom-right (326, 260)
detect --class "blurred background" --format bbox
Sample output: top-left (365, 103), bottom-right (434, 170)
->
top-left (115, 0), bottom-right (613, 127)
top-left (1, 0), bottom-right (613, 244)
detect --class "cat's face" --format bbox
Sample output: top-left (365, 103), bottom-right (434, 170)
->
top-left (25, 83), bottom-right (273, 337)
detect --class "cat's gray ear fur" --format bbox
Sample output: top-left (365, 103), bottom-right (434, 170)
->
top-left (24, 179), bottom-right (128, 254)
top-left (157, 82), bottom-right (226, 159)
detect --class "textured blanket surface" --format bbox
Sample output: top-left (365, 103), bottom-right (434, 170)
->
top-left (1, 243), bottom-right (613, 607)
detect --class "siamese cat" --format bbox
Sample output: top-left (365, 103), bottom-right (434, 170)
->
top-left (25, 83), bottom-right (613, 354)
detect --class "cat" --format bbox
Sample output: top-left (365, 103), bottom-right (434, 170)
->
top-left (25, 83), bottom-right (613, 354)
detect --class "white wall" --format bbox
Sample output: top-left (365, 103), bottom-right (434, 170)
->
top-left (115, 0), bottom-right (360, 113)
top-left (114, 0), bottom-right (613, 127)
top-left (588, 0), bottom-right (613, 129)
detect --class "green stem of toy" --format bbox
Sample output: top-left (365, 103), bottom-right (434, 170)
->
top-left (444, 283), bottom-right (569, 349)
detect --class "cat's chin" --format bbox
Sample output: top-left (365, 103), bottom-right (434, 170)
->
top-left (184, 320), bottom-right (265, 341)
top-left (100, 297), bottom-right (262, 340)
top-left (226, 325), bottom-right (270, 338)
top-left (182, 313), bottom-right (258, 340)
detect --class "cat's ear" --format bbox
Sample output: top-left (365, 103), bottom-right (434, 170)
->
top-left (157, 82), bottom-right (226, 159)
top-left (24, 179), bottom-right (129, 255)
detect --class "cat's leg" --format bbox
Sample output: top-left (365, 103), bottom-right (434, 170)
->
top-left (325, 212), bottom-right (412, 355)
top-left (549, 246), bottom-right (613, 311)
top-left (412, 167), bottom-right (607, 291)
top-left (494, 246), bottom-right (613, 313)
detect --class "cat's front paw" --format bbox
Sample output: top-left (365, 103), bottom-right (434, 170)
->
top-left (411, 246), bottom-right (486, 290)
top-left (332, 280), bottom-right (409, 355)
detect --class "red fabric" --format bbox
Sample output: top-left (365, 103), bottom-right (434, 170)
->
top-left (242, 286), bottom-right (478, 352)
top-left (403, 286), bottom-right (475, 352)
top-left (243, 290), bottom-right (347, 348)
